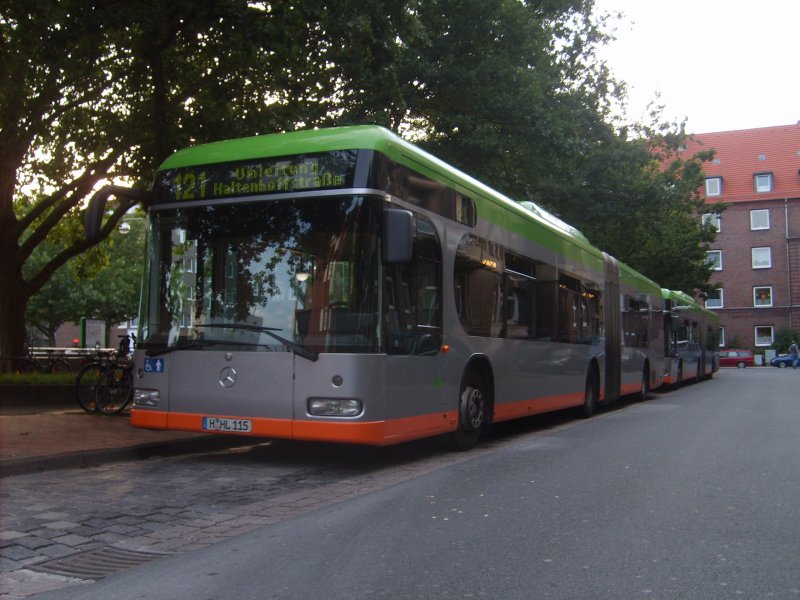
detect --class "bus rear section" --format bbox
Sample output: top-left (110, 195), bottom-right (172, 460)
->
top-left (661, 289), bottom-right (720, 387)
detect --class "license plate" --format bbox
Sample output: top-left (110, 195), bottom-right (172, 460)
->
top-left (202, 417), bottom-right (252, 433)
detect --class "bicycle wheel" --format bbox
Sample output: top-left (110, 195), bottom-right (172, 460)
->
top-left (95, 366), bottom-right (134, 414)
top-left (50, 358), bottom-right (72, 373)
top-left (76, 362), bottom-right (105, 413)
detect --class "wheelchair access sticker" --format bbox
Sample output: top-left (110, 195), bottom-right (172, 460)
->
top-left (143, 358), bottom-right (166, 373)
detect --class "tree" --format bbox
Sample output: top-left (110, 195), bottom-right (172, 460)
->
top-left (773, 327), bottom-right (800, 355)
top-left (25, 215), bottom-right (146, 345)
top-left (1, 0), bottom-right (718, 366)
top-left (324, 0), bottom-right (719, 295)
top-left (0, 0), bottom-right (340, 366)
top-left (537, 113), bottom-right (723, 294)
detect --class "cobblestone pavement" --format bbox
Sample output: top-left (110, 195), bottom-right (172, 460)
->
top-left (1, 420), bottom-right (561, 599)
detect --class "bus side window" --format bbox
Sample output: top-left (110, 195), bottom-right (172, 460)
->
top-left (556, 273), bottom-right (581, 343)
top-left (623, 296), bottom-right (642, 348)
top-left (454, 233), bottom-right (503, 338)
top-left (585, 286), bottom-right (603, 343)
top-left (384, 213), bottom-right (442, 355)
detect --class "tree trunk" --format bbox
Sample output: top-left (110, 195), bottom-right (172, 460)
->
top-left (0, 255), bottom-right (29, 371)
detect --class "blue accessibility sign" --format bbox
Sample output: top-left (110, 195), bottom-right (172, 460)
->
top-left (143, 357), bottom-right (166, 374)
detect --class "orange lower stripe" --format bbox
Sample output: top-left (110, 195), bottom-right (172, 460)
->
top-left (620, 382), bottom-right (643, 395)
top-left (131, 382), bottom-right (648, 447)
top-left (131, 410), bottom-right (168, 429)
top-left (493, 392), bottom-right (584, 422)
top-left (131, 409), bottom-right (457, 446)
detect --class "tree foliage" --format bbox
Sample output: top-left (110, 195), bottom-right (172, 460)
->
top-left (1, 0), bottom-right (337, 362)
top-left (1, 0), bottom-right (717, 365)
top-left (25, 216), bottom-right (145, 345)
top-left (538, 113), bottom-right (723, 293)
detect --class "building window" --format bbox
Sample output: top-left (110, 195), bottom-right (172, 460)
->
top-left (754, 325), bottom-right (774, 346)
top-left (754, 172), bottom-right (773, 193)
top-left (751, 247), bottom-right (772, 269)
top-left (705, 288), bottom-right (723, 309)
top-left (718, 327), bottom-right (725, 347)
top-left (750, 209), bottom-right (770, 230)
top-left (706, 250), bottom-right (722, 270)
top-left (702, 213), bottom-right (721, 232)
top-left (705, 177), bottom-right (722, 197)
top-left (753, 286), bottom-right (773, 307)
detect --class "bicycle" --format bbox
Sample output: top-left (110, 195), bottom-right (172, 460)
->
top-left (76, 334), bottom-right (136, 414)
top-left (75, 346), bottom-right (116, 413)
top-left (10, 346), bottom-right (71, 374)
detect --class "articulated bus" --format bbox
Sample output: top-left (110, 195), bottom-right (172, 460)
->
top-left (86, 126), bottom-right (687, 449)
top-left (661, 289), bottom-right (720, 387)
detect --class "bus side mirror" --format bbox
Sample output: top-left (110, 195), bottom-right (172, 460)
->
top-left (383, 208), bottom-right (413, 264)
top-left (85, 185), bottom-right (149, 241)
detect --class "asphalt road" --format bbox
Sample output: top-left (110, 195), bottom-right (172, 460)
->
top-left (27, 368), bottom-right (800, 599)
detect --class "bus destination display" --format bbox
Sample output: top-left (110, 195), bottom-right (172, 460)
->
top-left (156, 150), bottom-right (358, 203)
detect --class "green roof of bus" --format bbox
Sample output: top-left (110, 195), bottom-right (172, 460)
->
top-left (158, 126), bottom-right (589, 242)
top-left (158, 125), bottom-right (660, 294)
top-left (661, 288), bottom-right (719, 322)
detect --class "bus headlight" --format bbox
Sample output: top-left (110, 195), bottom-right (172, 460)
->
top-left (133, 389), bottom-right (161, 407)
top-left (307, 398), bottom-right (363, 417)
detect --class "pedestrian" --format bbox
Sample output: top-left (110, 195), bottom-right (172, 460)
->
top-left (790, 340), bottom-right (799, 369)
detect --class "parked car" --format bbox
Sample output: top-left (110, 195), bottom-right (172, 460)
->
top-left (770, 354), bottom-right (796, 368)
top-left (718, 349), bottom-right (755, 368)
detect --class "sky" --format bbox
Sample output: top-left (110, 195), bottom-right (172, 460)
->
top-left (591, 0), bottom-right (800, 134)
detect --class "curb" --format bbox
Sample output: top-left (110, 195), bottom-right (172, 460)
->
top-left (0, 434), bottom-right (262, 478)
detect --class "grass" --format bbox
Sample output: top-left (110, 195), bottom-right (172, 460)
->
top-left (0, 372), bottom-right (76, 385)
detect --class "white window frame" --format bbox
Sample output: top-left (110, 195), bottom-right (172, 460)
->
top-left (705, 288), bottom-right (723, 309)
top-left (705, 177), bottom-right (722, 197)
top-left (753, 286), bottom-right (773, 307)
top-left (706, 250), bottom-right (722, 271)
top-left (754, 173), bottom-right (773, 193)
top-left (718, 326), bottom-right (725, 347)
top-left (751, 247), bottom-right (772, 269)
top-left (754, 325), bottom-right (774, 347)
top-left (702, 213), bottom-right (721, 232)
top-left (750, 209), bottom-right (770, 230)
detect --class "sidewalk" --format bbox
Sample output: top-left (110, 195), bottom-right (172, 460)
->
top-left (0, 399), bottom-right (252, 477)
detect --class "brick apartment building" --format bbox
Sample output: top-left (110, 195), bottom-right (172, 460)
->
top-left (683, 123), bottom-right (800, 351)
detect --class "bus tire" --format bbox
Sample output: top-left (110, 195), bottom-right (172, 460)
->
top-left (635, 364), bottom-right (650, 401)
top-left (674, 361), bottom-right (683, 390)
top-left (580, 365), bottom-right (599, 419)
top-left (451, 371), bottom-right (485, 451)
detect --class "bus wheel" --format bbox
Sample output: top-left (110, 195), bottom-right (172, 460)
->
top-left (580, 367), bottom-right (598, 419)
top-left (635, 366), bottom-right (650, 401)
top-left (451, 371), bottom-right (485, 451)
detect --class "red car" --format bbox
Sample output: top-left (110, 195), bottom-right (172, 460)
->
top-left (718, 349), bottom-right (755, 368)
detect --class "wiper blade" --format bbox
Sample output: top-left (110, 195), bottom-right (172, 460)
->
top-left (145, 341), bottom-right (216, 357)
top-left (194, 324), bottom-right (319, 362)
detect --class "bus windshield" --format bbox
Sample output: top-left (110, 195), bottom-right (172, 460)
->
top-left (140, 195), bottom-right (382, 355)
